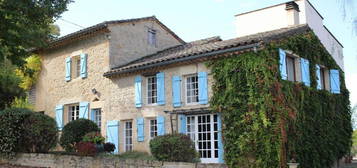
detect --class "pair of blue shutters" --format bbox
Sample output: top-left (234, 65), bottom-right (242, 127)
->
top-left (279, 49), bottom-right (340, 93)
top-left (135, 72), bottom-right (208, 108)
top-left (55, 102), bottom-right (89, 130)
top-left (136, 116), bottom-right (165, 142)
top-left (135, 72), bottom-right (165, 107)
top-left (65, 53), bottom-right (88, 81)
top-left (178, 114), bottom-right (224, 163)
top-left (172, 72), bottom-right (208, 107)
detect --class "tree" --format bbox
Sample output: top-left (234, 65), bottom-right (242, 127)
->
top-left (0, 0), bottom-right (72, 66)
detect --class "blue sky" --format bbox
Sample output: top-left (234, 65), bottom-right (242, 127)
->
top-left (55, 0), bottom-right (357, 107)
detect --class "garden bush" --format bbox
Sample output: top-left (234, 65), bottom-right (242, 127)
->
top-left (149, 133), bottom-right (198, 162)
top-left (60, 119), bottom-right (99, 152)
top-left (103, 142), bottom-right (115, 153)
top-left (75, 142), bottom-right (96, 156)
top-left (19, 112), bottom-right (58, 153)
top-left (0, 108), bottom-right (31, 157)
top-left (82, 132), bottom-right (105, 144)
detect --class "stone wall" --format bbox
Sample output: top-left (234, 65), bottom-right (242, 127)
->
top-left (0, 153), bottom-right (227, 168)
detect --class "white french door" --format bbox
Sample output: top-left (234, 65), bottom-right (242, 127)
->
top-left (186, 114), bottom-right (219, 163)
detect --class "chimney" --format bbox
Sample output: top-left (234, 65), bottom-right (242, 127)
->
top-left (286, 1), bottom-right (300, 26)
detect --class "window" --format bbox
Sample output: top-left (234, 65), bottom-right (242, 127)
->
top-left (124, 121), bottom-right (133, 152)
top-left (320, 67), bottom-right (326, 89)
top-left (286, 56), bottom-right (296, 81)
top-left (68, 104), bottom-right (79, 121)
top-left (93, 109), bottom-right (101, 128)
top-left (150, 119), bottom-right (157, 138)
top-left (148, 28), bottom-right (156, 46)
top-left (71, 56), bottom-right (81, 78)
top-left (186, 75), bottom-right (199, 104)
top-left (147, 76), bottom-right (157, 104)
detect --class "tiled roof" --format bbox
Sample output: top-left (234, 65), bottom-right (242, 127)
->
top-left (41, 16), bottom-right (185, 50)
top-left (104, 24), bottom-right (310, 77)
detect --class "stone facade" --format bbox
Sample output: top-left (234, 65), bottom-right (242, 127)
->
top-left (0, 153), bottom-right (227, 168)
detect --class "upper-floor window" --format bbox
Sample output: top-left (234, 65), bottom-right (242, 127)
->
top-left (147, 76), bottom-right (157, 104)
top-left (286, 56), bottom-right (296, 81)
top-left (186, 74), bottom-right (199, 104)
top-left (150, 119), bottom-right (158, 138)
top-left (68, 104), bottom-right (79, 122)
top-left (70, 56), bottom-right (81, 79)
top-left (148, 28), bottom-right (156, 46)
top-left (319, 67), bottom-right (326, 89)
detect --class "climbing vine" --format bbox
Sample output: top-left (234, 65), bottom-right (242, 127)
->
top-left (208, 31), bottom-right (352, 168)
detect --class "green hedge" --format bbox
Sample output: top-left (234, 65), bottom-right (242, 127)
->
top-left (208, 31), bottom-right (352, 168)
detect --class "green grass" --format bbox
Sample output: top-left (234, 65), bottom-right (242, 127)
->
top-left (98, 151), bottom-right (155, 161)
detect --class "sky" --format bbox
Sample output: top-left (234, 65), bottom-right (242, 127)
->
top-left (55, 0), bottom-right (357, 107)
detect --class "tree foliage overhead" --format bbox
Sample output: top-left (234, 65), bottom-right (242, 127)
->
top-left (0, 0), bottom-right (72, 66)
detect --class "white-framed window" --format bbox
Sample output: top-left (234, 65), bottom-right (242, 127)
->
top-left (147, 76), bottom-right (157, 104)
top-left (286, 56), bottom-right (296, 81)
top-left (93, 109), bottom-right (101, 128)
top-left (68, 104), bottom-right (79, 121)
top-left (186, 74), bottom-right (199, 104)
top-left (319, 67), bottom-right (326, 90)
top-left (150, 119), bottom-right (157, 138)
top-left (148, 28), bottom-right (156, 46)
top-left (124, 121), bottom-right (133, 152)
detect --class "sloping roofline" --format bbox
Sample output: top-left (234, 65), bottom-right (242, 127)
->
top-left (40, 16), bottom-right (185, 51)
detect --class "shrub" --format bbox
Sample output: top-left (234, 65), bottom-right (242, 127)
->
top-left (75, 142), bottom-right (96, 156)
top-left (0, 108), bottom-right (31, 157)
top-left (60, 119), bottom-right (99, 152)
top-left (149, 134), bottom-right (198, 162)
top-left (82, 132), bottom-right (105, 144)
top-left (19, 112), bottom-right (58, 153)
top-left (103, 142), bottom-right (116, 153)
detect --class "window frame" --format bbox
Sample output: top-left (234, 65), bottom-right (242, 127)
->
top-left (93, 108), bottom-right (101, 129)
top-left (146, 76), bottom-right (158, 105)
top-left (68, 104), bottom-right (79, 122)
top-left (185, 74), bottom-right (199, 105)
top-left (124, 121), bottom-right (133, 152)
top-left (286, 55), bottom-right (296, 82)
top-left (149, 119), bottom-right (158, 139)
top-left (148, 28), bottom-right (157, 47)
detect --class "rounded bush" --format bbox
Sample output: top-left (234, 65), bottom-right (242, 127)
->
top-left (60, 119), bottom-right (99, 152)
top-left (149, 134), bottom-right (198, 162)
top-left (19, 112), bottom-right (58, 153)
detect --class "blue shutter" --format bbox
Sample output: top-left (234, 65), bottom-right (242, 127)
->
top-left (157, 116), bottom-right (165, 136)
top-left (198, 72), bottom-right (208, 104)
top-left (217, 114), bottom-right (224, 163)
top-left (172, 76), bottom-right (182, 107)
top-left (55, 105), bottom-right (64, 130)
top-left (157, 72), bottom-right (165, 105)
top-left (91, 109), bottom-right (96, 122)
top-left (300, 58), bottom-right (311, 86)
top-left (65, 57), bottom-right (71, 81)
top-left (135, 76), bottom-right (142, 107)
top-left (178, 115), bottom-right (186, 134)
top-left (330, 69), bottom-right (340, 94)
top-left (80, 53), bottom-right (88, 78)
top-left (79, 102), bottom-right (89, 119)
top-left (106, 120), bottom-right (119, 154)
top-left (137, 118), bottom-right (144, 142)
top-left (279, 49), bottom-right (288, 80)
top-left (316, 65), bottom-right (322, 90)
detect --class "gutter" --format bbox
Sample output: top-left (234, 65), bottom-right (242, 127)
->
top-left (104, 42), bottom-right (261, 77)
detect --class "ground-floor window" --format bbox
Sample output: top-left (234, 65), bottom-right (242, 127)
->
top-left (186, 114), bottom-right (219, 163)
top-left (124, 121), bottom-right (133, 152)
top-left (150, 119), bottom-right (157, 138)
top-left (93, 109), bottom-right (101, 128)
top-left (68, 104), bottom-right (79, 121)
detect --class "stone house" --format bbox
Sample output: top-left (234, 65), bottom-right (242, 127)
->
top-left (31, 0), bottom-right (345, 164)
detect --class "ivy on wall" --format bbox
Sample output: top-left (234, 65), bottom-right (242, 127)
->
top-left (208, 31), bottom-right (352, 168)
